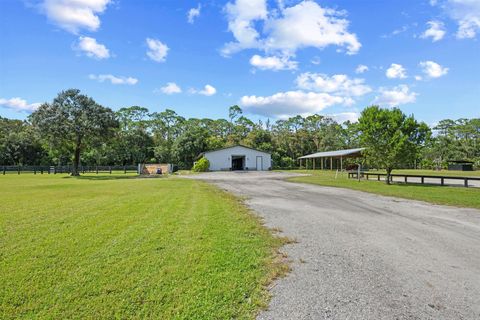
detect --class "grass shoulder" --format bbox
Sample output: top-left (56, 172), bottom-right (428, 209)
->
top-left (281, 170), bottom-right (480, 210)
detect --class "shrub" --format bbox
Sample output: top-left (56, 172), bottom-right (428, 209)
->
top-left (192, 157), bottom-right (209, 172)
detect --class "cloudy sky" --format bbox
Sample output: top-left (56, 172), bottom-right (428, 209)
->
top-left (0, 0), bottom-right (479, 123)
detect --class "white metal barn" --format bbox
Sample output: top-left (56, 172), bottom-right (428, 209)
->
top-left (201, 145), bottom-right (272, 171)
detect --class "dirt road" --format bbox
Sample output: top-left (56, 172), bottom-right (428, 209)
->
top-left (186, 171), bottom-right (480, 319)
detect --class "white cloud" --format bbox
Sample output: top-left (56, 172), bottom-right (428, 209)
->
top-left (420, 21), bottom-right (446, 42)
top-left (222, 0), bottom-right (360, 58)
top-left (0, 97), bottom-right (41, 113)
top-left (419, 60), bottom-right (449, 78)
top-left (159, 82), bottom-right (182, 94)
top-left (146, 38), bottom-right (169, 62)
top-left (240, 72), bottom-right (372, 118)
top-left (249, 54), bottom-right (298, 71)
top-left (75, 36), bottom-right (110, 59)
top-left (89, 74), bottom-right (138, 85)
top-left (329, 112), bottom-right (360, 123)
top-left (223, 0), bottom-right (268, 55)
top-left (41, 0), bottom-right (112, 34)
top-left (190, 84), bottom-right (217, 96)
top-left (355, 64), bottom-right (368, 74)
top-left (432, 0), bottom-right (480, 39)
top-left (296, 73), bottom-right (372, 97)
top-left (374, 85), bottom-right (417, 107)
top-left (241, 90), bottom-right (348, 118)
top-left (199, 84), bottom-right (217, 96)
top-left (263, 1), bottom-right (361, 55)
top-left (310, 56), bottom-right (321, 65)
top-left (457, 17), bottom-right (480, 38)
top-left (449, 0), bottom-right (480, 38)
top-left (382, 25), bottom-right (409, 38)
top-left (415, 75), bottom-right (423, 81)
top-left (386, 63), bottom-right (407, 79)
top-left (187, 5), bottom-right (201, 24)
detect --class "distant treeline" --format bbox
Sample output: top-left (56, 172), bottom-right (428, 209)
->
top-left (1, 89), bottom-right (479, 171)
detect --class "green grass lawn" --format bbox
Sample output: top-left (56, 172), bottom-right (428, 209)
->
top-left (0, 174), bottom-right (287, 319)
top-left (284, 170), bottom-right (480, 209)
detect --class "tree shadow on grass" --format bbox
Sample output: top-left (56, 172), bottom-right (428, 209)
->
top-left (62, 175), bottom-right (139, 181)
top-left (62, 174), bottom-right (168, 181)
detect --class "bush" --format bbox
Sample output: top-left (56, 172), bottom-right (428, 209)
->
top-left (192, 157), bottom-right (209, 172)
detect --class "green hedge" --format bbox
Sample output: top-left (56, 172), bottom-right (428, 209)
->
top-left (192, 157), bottom-right (210, 172)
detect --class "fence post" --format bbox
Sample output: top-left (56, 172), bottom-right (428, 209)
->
top-left (441, 177), bottom-right (444, 186)
top-left (18, 166), bottom-right (20, 175)
top-left (96, 166), bottom-right (98, 174)
top-left (404, 176), bottom-right (407, 183)
top-left (41, 167), bottom-right (43, 174)
top-left (124, 165), bottom-right (126, 174)
top-left (109, 166), bottom-right (112, 174)
top-left (464, 178), bottom-right (468, 188)
top-left (34, 167), bottom-right (36, 175)
top-left (3, 166), bottom-right (5, 175)
top-left (421, 176), bottom-right (424, 184)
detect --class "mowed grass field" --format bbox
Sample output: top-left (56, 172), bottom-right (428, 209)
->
top-left (0, 174), bottom-right (287, 319)
top-left (284, 170), bottom-right (480, 209)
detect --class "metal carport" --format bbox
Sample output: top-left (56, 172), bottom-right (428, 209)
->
top-left (298, 148), bottom-right (365, 171)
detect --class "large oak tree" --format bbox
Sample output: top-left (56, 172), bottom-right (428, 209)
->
top-left (30, 89), bottom-right (118, 176)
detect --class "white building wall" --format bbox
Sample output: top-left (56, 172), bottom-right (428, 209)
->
top-left (203, 146), bottom-right (272, 171)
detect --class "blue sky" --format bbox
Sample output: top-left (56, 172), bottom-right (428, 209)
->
top-left (0, 0), bottom-right (479, 124)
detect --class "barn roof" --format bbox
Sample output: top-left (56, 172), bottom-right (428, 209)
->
top-left (298, 148), bottom-right (365, 159)
top-left (200, 144), bottom-right (271, 157)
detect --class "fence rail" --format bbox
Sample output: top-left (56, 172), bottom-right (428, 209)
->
top-left (347, 171), bottom-right (480, 188)
top-left (1, 165), bottom-right (138, 175)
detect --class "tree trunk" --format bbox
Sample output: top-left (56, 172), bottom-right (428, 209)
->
top-left (71, 143), bottom-right (81, 176)
top-left (386, 167), bottom-right (392, 185)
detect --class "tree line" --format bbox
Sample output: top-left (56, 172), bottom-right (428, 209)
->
top-left (0, 89), bottom-right (479, 176)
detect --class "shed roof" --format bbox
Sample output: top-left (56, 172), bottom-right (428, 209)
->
top-left (298, 148), bottom-right (365, 159)
top-left (201, 144), bottom-right (271, 156)
top-left (447, 160), bottom-right (474, 164)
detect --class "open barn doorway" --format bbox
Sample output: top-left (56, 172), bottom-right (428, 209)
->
top-left (231, 155), bottom-right (245, 170)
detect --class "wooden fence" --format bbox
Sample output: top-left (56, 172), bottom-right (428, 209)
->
top-left (1, 165), bottom-right (138, 175)
top-left (348, 171), bottom-right (480, 188)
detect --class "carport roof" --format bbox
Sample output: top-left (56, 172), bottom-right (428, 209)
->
top-left (298, 148), bottom-right (365, 159)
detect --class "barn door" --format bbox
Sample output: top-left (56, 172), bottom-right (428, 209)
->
top-left (256, 156), bottom-right (263, 171)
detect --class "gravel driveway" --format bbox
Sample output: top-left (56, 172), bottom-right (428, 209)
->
top-left (185, 171), bottom-right (480, 319)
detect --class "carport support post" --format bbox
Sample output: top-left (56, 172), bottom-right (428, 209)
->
top-left (330, 157), bottom-right (333, 170)
top-left (340, 156), bottom-right (343, 172)
top-left (313, 158), bottom-right (315, 170)
top-left (321, 157), bottom-right (323, 170)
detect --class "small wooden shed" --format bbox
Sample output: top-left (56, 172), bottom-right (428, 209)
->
top-left (139, 163), bottom-right (173, 175)
top-left (447, 160), bottom-right (474, 171)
